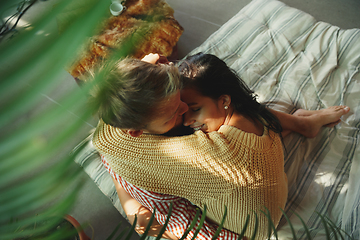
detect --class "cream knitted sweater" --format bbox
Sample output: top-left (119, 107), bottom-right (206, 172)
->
top-left (93, 120), bottom-right (288, 238)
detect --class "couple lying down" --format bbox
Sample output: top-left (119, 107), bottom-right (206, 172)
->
top-left (90, 53), bottom-right (350, 239)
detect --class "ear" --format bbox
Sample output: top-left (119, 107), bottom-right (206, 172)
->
top-left (219, 95), bottom-right (232, 108)
top-left (127, 129), bottom-right (144, 137)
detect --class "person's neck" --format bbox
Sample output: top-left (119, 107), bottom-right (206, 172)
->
top-left (227, 111), bottom-right (264, 136)
top-left (224, 107), bottom-right (234, 126)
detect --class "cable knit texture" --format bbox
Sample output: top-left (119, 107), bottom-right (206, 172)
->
top-left (93, 120), bottom-right (288, 238)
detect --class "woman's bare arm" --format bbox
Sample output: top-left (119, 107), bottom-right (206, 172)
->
top-left (111, 177), bottom-right (178, 240)
top-left (269, 106), bottom-right (350, 138)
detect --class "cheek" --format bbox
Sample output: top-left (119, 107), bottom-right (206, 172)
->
top-left (203, 108), bottom-right (221, 122)
top-left (174, 116), bottom-right (183, 127)
top-left (188, 112), bottom-right (204, 124)
top-left (206, 110), bottom-right (227, 128)
top-left (165, 116), bottom-right (180, 131)
top-left (187, 110), bottom-right (212, 124)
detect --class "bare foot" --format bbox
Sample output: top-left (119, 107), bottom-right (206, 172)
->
top-left (292, 106), bottom-right (350, 138)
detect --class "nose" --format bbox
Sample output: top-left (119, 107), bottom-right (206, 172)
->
top-left (183, 111), bottom-right (195, 127)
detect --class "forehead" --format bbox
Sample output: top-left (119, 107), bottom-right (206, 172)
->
top-left (181, 88), bottom-right (202, 103)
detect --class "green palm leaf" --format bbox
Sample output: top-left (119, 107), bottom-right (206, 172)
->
top-left (293, 211), bottom-right (313, 240)
top-left (211, 206), bottom-right (227, 240)
top-left (0, 0), bottom-right (109, 239)
top-left (0, 0), bottom-right (356, 239)
top-left (178, 207), bottom-right (202, 240)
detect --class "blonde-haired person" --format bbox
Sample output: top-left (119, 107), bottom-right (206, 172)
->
top-left (90, 53), bottom-right (349, 239)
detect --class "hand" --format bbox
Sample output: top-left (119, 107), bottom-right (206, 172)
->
top-left (111, 177), bottom-right (178, 239)
top-left (141, 53), bottom-right (170, 65)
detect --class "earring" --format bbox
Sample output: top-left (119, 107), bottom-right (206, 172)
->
top-left (224, 106), bottom-right (228, 110)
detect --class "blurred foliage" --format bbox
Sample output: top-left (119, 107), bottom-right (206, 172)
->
top-left (0, 0), bottom-right (110, 239)
top-left (106, 205), bottom-right (353, 240)
top-left (0, 0), bottom-right (354, 239)
top-left (0, 0), bottom-right (37, 41)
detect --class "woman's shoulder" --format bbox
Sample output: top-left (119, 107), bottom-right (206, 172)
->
top-left (218, 123), bottom-right (280, 151)
top-left (226, 113), bottom-right (264, 136)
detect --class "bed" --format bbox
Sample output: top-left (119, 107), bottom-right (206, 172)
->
top-left (74, 0), bottom-right (360, 238)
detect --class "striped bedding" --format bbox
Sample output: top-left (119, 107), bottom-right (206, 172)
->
top-left (74, 0), bottom-right (360, 239)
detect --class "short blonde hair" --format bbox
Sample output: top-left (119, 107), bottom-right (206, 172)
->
top-left (89, 58), bottom-right (182, 130)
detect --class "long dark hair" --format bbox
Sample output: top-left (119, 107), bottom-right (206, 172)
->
top-left (177, 53), bottom-right (282, 134)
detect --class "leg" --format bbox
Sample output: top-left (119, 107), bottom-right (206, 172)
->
top-left (270, 106), bottom-right (350, 138)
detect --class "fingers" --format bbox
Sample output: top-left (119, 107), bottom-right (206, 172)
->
top-left (141, 53), bottom-right (170, 65)
top-left (141, 53), bottom-right (160, 64)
